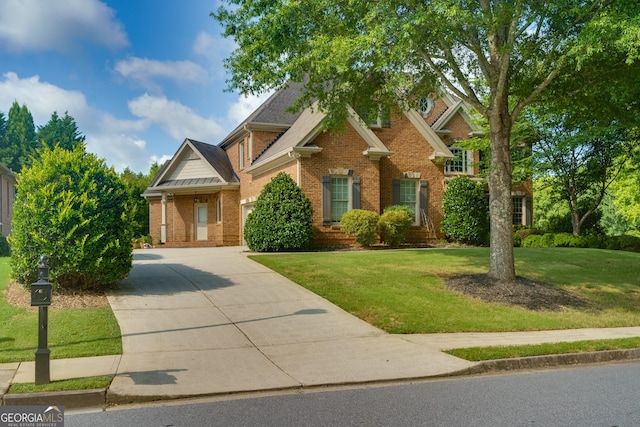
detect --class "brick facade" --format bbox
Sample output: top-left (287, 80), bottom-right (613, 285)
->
top-left (146, 94), bottom-right (533, 248)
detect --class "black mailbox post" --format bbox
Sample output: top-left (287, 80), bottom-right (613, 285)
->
top-left (31, 255), bottom-right (52, 385)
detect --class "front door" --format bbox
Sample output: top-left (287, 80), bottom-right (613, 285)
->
top-left (195, 203), bottom-right (208, 241)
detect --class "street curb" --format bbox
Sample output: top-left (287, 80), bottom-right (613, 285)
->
top-left (2, 388), bottom-right (106, 410)
top-left (3, 349), bottom-right (640, 409)
top-left (447, 348), bottom-right (640, 377)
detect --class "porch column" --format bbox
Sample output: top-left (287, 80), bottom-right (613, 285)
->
top-left (160, 193), bottom-right (167, 243)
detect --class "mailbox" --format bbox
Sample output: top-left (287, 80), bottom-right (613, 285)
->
top-left (31, 282), bottom-right (52, 306)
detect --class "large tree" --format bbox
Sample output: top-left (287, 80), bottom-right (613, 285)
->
top-left (215, 0), bottom-right (640, 281)
top-left (530, 108), bottom-right (638, 236)
top-left (36, 111), bottom-right (85, 151)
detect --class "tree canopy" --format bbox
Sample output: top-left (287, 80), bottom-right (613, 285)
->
top-left (215, 0), bottom-right (640, 281)
top-left (1, 101), bottom-right (37, 172)
top-left (36, 111), bottom-right (86, 151)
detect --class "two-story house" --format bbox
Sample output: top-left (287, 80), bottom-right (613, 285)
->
top-left (143, 82), bottom-right (532, 247)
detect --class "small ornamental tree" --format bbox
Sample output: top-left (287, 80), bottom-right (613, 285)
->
top-left (441, 176), bottom-right (489, 245)
top-left (11, 145), bottom-right (134, 289)
top-left (244, 172), bottom-right (314, 251)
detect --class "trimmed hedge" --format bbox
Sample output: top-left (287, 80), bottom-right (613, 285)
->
top-left (520, 232), bottom-right (640, 252)
top-left (341, 209), bottom-right (380, 246)
top-left (441, 176), bottom-right (489, 245)
top-left (244, 172), bottom-right (314, 252)
top-left (379, 205), bottom-right (413, 246)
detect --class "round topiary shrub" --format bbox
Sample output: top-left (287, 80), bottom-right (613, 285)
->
top-left (341, 209), bottom-right (379, 246)
top-left (11, 145), bottom-right (134, 289)
top-left (244, 172), bottom-right (314, 252)
top-left (379, 205), bottom-right (413, 246)
top-left (441, 176), bottom-right (489, 245)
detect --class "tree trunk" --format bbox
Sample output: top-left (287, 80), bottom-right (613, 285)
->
top-left (487, 108), bottom-right (516, 282)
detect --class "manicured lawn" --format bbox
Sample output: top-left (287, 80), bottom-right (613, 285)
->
top-left (0, 257), bottom-right (122, 364)
top-left (250, 248), bottom-right (640, 333)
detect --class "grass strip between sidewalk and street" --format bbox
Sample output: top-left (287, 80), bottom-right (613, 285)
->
top-left (8, 376), bottom-right (113, 394)
top-left (445, 337), bottom-right (640, 361)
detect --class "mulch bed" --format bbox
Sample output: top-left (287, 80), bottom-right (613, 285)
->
top-left (445, 274), bottom-right (593, 311)
top-left (4, 281), bottom-right (109, 311)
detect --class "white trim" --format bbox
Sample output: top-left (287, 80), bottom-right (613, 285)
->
top-left (404, 110), bottom-right (454, 160)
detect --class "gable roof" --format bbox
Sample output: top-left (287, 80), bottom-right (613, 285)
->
top-left (219, 81), bottom-right (306, 148)
top-left (143, 138), bottom-right (239, 197)
top-left (245, 102), bottom-right (395, 175)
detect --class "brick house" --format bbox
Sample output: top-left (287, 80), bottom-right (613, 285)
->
top-left (143, 83), bottom-right (533, 247)
top-left (0, 162), bottom-right (15, 237)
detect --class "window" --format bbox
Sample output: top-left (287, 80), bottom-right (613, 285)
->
top-left (445, 147), bottom-right (473, 174)
top-left (239, 141), bottom-right (245, 169)
top-left (419, 97), bottom-right (434, 117)
top-left (331, 177), bottom-right (349, 222)
top-left (392, 179), bottom-right (428, 225)
top-left (399, 180), bottom-right (417, 216)
top-left (357, 105), bottom-right (390, 128)
top-left (216, 197), bottom-right (222, 223)
top-left (322, 175), bottom-right (361, 224)
top-left (512, 196), bottom-right (532, 226)
top-left (512, 197), bottom-right (523, 225)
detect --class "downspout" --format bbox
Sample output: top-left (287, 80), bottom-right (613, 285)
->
top-left (160, 193), bottom-right (167, 243)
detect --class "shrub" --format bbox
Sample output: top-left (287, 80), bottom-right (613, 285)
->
top-left (441, 176), bottom-right (489, 245)
top-left (515, 227), bottom-right (544, 240)
top-left (244, 172), bottom-right (314, 252)
top-left (341, 209), bottom-right (379, 246)
top-left (379, 205), bottom-right (413, 246)
top-left (513, 232), bottom-right (522, 247)
top-left (613, 234), bottom-right (640, 252)
top-left (553, 233), bottom-right (588, 248)
top-left (521, 233), bottom-right (555, 248)
top-left (0, 234), bottom-right (10, 257)
top-left (11, 145), bottom-right (134, 289)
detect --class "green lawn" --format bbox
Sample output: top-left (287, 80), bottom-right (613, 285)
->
top-left (250, 248), bottom-right (640, 333)
top-left (0, 257), bottom-right (122, 364)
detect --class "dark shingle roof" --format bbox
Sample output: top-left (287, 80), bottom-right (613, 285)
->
top-left (219, 82), bottom-right (305, 147)
top-left (188, 139), bottom-right (239, 183)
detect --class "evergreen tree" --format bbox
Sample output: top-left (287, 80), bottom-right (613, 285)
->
top-left (36, 111), bottom-right (85, 151)
top-left (1, 101), bottom-right (37, 171)
top-left (244, 172), bottom-right (314, 251)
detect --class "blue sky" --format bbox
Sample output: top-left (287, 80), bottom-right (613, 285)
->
top-left (0, 0), bottom-right (270, 173)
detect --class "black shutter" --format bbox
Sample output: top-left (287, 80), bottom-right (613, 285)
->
top-left (392, 179), bottom-right (400, 205)
top-left (419, 180), bottom-right (428, 223)
top-left (352, 176), bottom-right (361, 209)
top-left (322, 176), bottom-right (331, 225)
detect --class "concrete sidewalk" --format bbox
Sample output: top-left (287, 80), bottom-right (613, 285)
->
top-left (2, 247), bottom-right (640, 408)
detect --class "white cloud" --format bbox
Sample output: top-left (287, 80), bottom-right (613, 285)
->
top-left (226, 92), bottom-right (273, 124)
top-left (115, 57), bottom-right (209, 93)
top-left (0, 72), bottom-right (152, 173)
top-left (0, 72), bottom-right (87, 124)
top-left (0, 0), bottom-right (128, 52)
top-left (128, 93), bottom-right (226, 143)
top-left (193, 32), bottom-right (236, 80)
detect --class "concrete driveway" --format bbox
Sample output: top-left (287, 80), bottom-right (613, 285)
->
top-left (106, 247), bottom-right (472, 403)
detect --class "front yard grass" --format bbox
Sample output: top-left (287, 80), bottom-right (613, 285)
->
top-left (0, 257), bottom-right (122, 364)
top-left (250, 248), bottom-right (640, 334)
